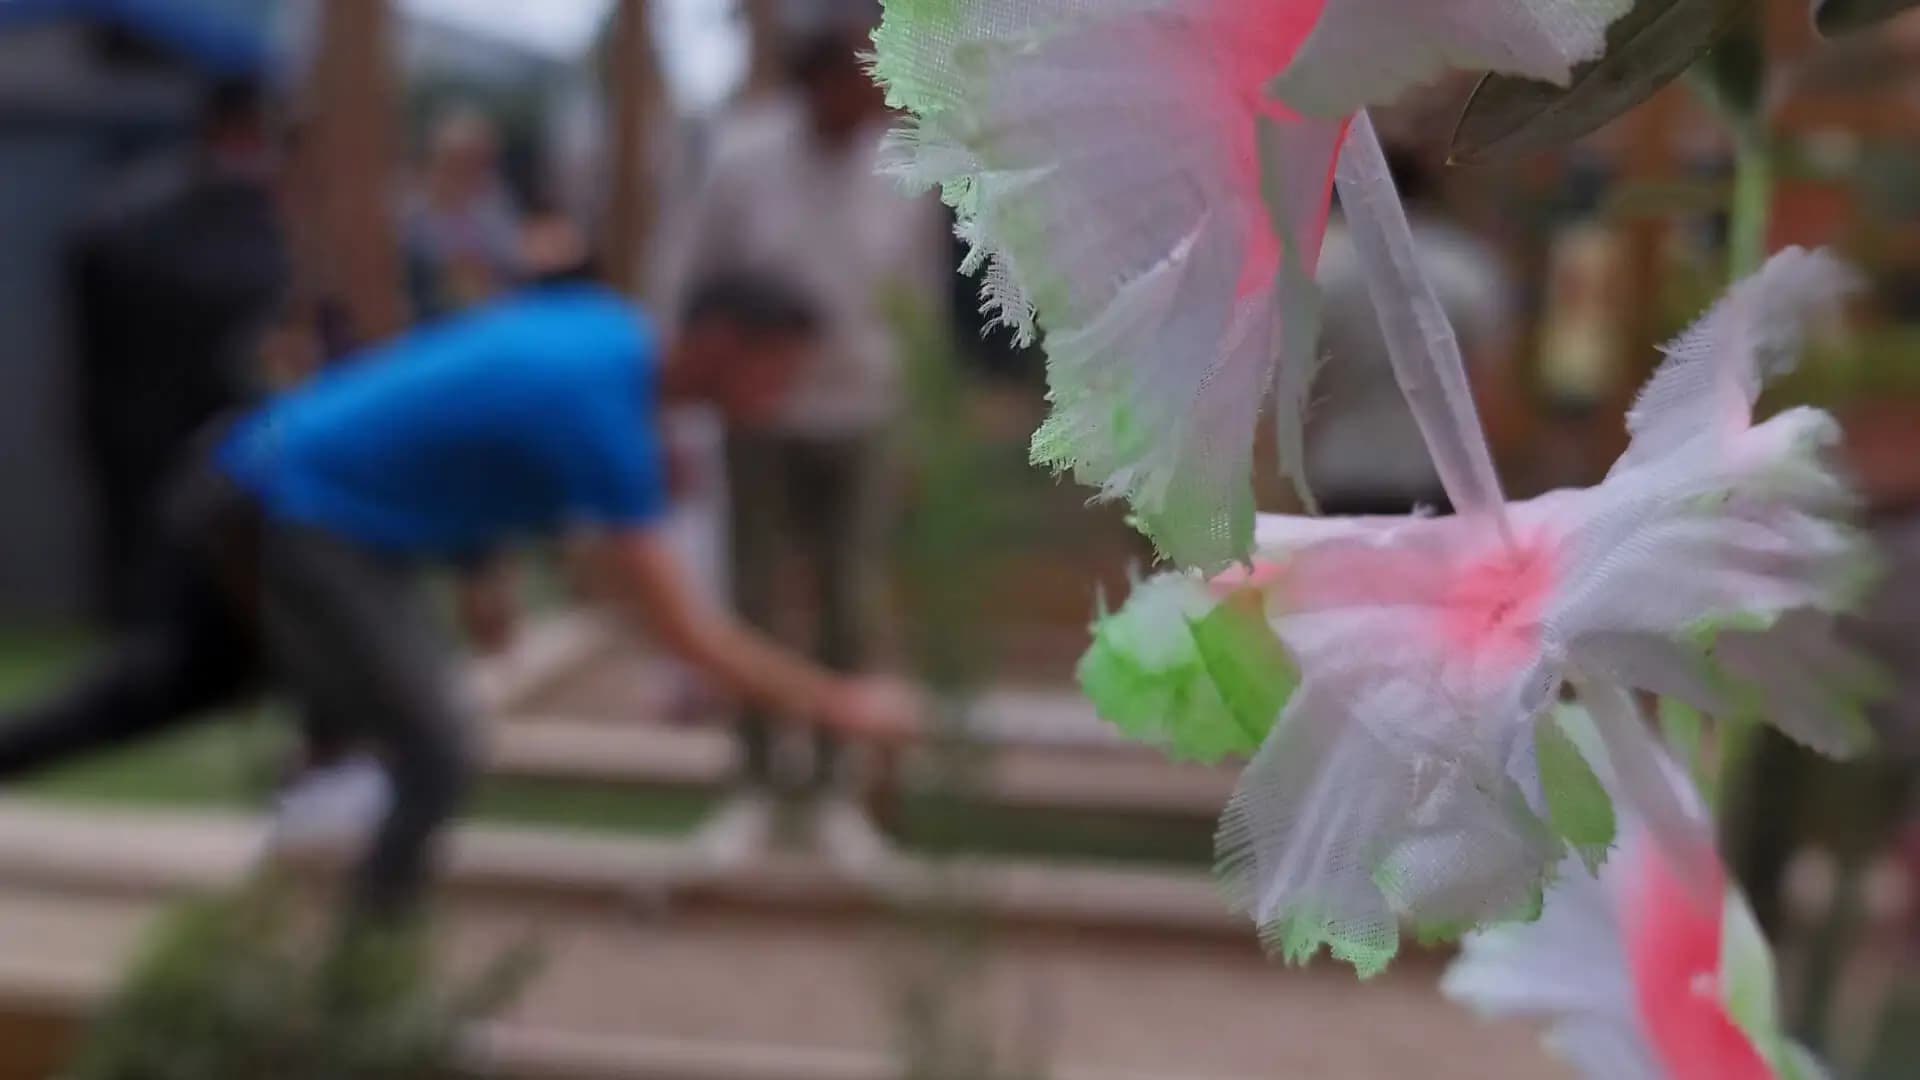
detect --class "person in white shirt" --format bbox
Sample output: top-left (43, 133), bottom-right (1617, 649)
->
top-left (668, 17), bottom-right (948, 871)
top-left (1306, 146), bottom-right (1516, 516)
top-left (401, 109), bottom-right (525, 323)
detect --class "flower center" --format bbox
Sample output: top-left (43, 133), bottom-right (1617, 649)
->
top-left (1437, 535), bottom-right (1556, 669)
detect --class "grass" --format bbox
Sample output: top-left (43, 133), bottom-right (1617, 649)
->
top-left (0, 628), bottom-right (93, 701)
top-left (896, 795), bottom-right (1211, 868)
top-left (0, 627), bottom-right (1205, 867)
top-left (0, 627), bottom-right (717, 835)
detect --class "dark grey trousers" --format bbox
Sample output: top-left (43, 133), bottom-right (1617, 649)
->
top-left (725, 432), bottom-right (887, 793)
top-left (0, 465), bottom-right (468, 917)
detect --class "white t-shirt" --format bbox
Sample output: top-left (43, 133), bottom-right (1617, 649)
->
top-left (1305, 216), bottom-right (1513, 506)
top-left (660, 98), bottom-right (948, 438)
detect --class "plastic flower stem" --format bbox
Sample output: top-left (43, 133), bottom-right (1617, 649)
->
top-left (1576, 677), bottom-right (1718, 904)
top-left (1727, 131), bottom-right (1774, 283)
top-left (1713, 122), bottom-right (1776, 820)
top-left (1333, 111), bottom-right (1512, 543)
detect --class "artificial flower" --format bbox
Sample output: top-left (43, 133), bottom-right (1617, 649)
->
top-left (872, 0), bottom-right (1628, 567)
top-left (1444, 710), bottom-right (1828, 1080)
top-left (1083, 237), bottom-right (1876, 974)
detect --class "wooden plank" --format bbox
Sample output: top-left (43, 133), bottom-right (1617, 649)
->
top-left (483, 719), bottom-right (1234, 820)
top-left (0, 801), bottom-right (1236, 938)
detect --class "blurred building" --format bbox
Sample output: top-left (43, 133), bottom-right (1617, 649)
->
top-left (0, 0), bottom-right (273, 621)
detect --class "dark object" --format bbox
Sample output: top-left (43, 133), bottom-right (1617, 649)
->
top-left (1815, 0), bottom-right (1920, 35)
top-left (68, 159), bottom-right (289, 623)
top-left (0, 0), bottom-right (274, 79)
top-left (0, 456), bottom-right (468, 918)
top-left (199, 73), bottom-right (269, 132)
top-left (1450, 0), bottom-right (1751, 164)
top-left (727, 434), bottom-right (876, 792)
top-left (948, 225), bottom-right (1039, 382)
top-left (788, 25), bottom-right (865, 86)
top-left (681, 272), bottom-right (823, 340)
top-left (1689, 16), bottom-right (1767, 126)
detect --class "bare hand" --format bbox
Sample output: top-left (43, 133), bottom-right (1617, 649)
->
top-left (458, 570), bottom-right (519, 656)
top-left (822, 676), bottom-right (926, 744)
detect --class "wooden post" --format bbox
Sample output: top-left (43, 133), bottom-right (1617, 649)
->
top-left (606, 0), bottom-right (664, 298)
top-left (307, 0), bottom-right (406, 345)
top-left (1619, 87), bottom-right (1681, 362)
top-left (743, 0), bottom-right (785, 100)
top-left (1765, 0), bottom-right (1817, 64)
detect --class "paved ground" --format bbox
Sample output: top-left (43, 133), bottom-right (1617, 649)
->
top-left (0, 881), bottom-right (1568, 1080)
top-left (483, 625), bottom-right (1568, 1076)
top-left (0, 616), bottom-right (1578, 1079)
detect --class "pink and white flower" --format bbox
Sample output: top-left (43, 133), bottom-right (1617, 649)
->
top-left (1444, 722), bottom-right (1828, 1080)
top-left (1083, 245), bottom-right (1876, 973)
top-left (873, 0), bottom-right (1630, 568)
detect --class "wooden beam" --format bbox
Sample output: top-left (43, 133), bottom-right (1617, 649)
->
top-left (606, 0), bottom-right (665, 298)
top-left (742, 0), bottom-right (785, 100)
top-left (306, 0), bottom-right (406, 346)
top-left (1582, 82), bottom-right (1684, 475)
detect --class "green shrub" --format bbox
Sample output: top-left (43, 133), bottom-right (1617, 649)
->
top-left (71, 881), bottom-right (537, 1080)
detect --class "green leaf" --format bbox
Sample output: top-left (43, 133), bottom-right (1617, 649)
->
top-left (1815, 0), bottom-right (1920, 36)
top-left (1780, 1041), bottom-right (1833, 1080)
top-left (1187, 590), bottom-right (1298, 751)
top-left (1451, 0), bottom-right (1755, 164)
top-left (1658, 696), bottom-right (1716, 802)
top-left (1535, 712), bottom-right (1618, 874)
top-left (1078, 577), bottom-right (1293, 762)
top-left (1720, 887), bottom-right (1789, 1069)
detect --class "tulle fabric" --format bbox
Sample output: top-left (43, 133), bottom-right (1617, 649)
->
top-left (1271, 0), bottom-right (1633, 117)
top-left (874, 0), bottom-right (1338, 567)
top-left (1083, 249), bottom-right (1875, 971)
top-left (1445, 742), bottom-right (1826, 1080)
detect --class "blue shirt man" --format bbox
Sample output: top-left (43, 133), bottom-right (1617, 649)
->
top-left (0, 272), bottom-right (918, 920)
top-left (220, 284), bottom-right (667, 558)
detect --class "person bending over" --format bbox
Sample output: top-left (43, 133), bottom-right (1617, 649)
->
top-left (0, 262), bottom-right (918, 919)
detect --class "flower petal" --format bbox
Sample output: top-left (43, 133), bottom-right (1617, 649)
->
top-left (1443, 846), bottom-right (1665, 1080)
top-left (1550, 402), bottom-right (1879, 759)
top-left (1215, 679), bottom-right (1410, 977)
top-left (1447, 739), bottom-right (1824, 1080)
top-left (873, 0), bottom-right (1341, 566)
top-left (1615, 246), bottom-right (1858, 476)
top-left (1272, 0), bottom-right (1633, 118)
top-left (1217, 662), bottom-right (1565, 976)
top-left (1576, 679), bottom-right (1720, 904)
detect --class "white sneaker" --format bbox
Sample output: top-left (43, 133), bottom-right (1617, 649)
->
top-left (269, 756), bottom-right (392, 855)
top-left (690, 792), bottom-right (779, 871)
top-left (808, 797), bottom-right (898, 877)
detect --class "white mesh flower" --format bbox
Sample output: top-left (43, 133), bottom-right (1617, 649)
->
top-left (1271, 0), bottom-right (1632, 117)
top-left (871, 0), bottom-right (1629, 568)
top-left (1444, 714), bottom-right (1830, 1080)
top-left (1082, 239), bottom-right (1877, 975)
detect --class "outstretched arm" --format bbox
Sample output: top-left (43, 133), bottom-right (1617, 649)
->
top-left (589, 527), bottom-right (918, 742)
top-left (454, 555), bottom-right (520, 656)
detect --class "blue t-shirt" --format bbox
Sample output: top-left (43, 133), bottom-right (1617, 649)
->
top-left (219, 284), bottom-right (667, 558)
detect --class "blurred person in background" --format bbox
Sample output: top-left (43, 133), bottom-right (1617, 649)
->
top-left (668, 9), bottom-right (947, 870)
top-left (1305, 143), bottom-right (1517, 516)
top-left (67, 76), bottom-right (291, 627)
top-left (402, 107), bottom-right (525, 323)
top-left (0, 235), bottom-right (921, 920)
